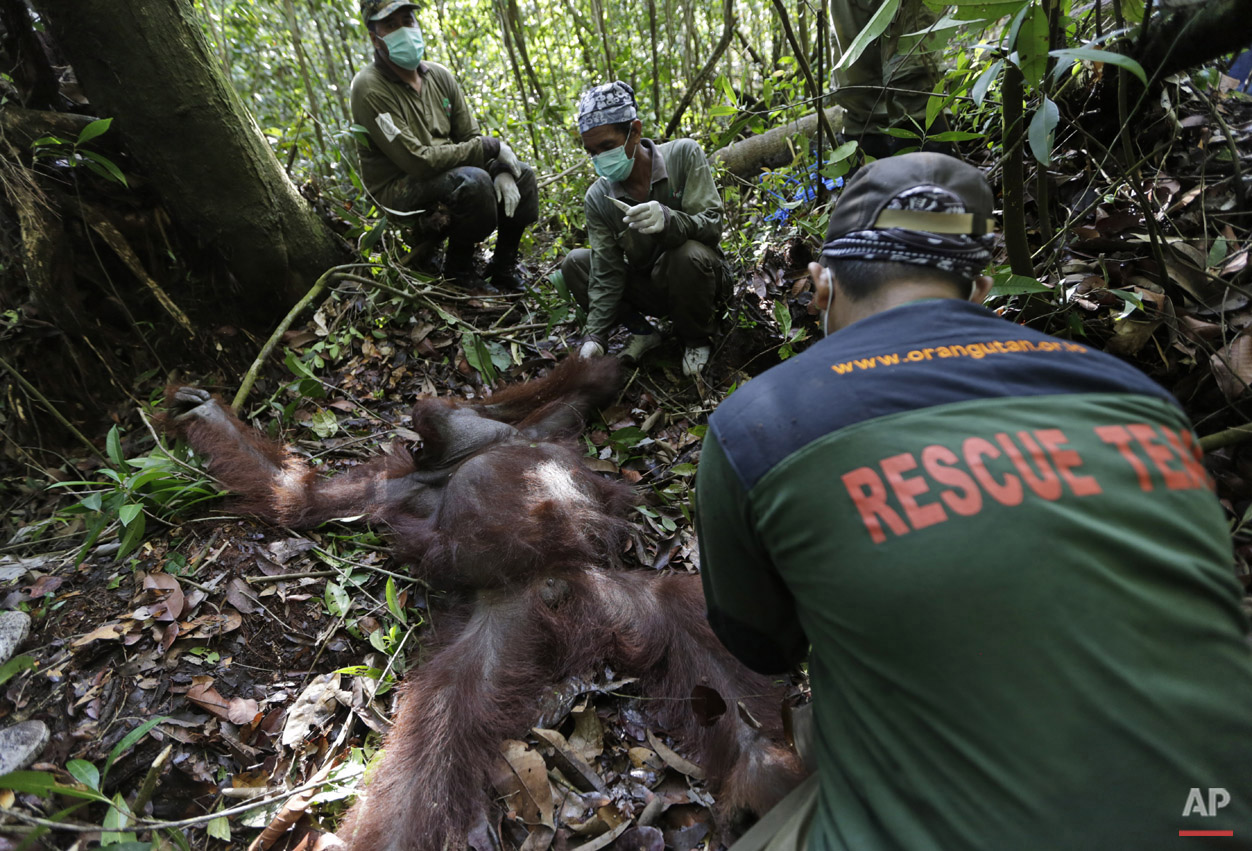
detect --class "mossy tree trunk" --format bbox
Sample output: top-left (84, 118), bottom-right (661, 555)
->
top-left (29, 0), bottom-right (349, 315)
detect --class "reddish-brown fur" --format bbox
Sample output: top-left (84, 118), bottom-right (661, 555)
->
top-left (164, 358), bottom-right (805, 851)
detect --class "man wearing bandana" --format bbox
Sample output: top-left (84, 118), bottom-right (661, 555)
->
top-left (696, 153), bottom-right (1252, 848)
top-left (349, 0), bottom-right (538, 291)
top-left (556, 81), bottom-right (728, 378)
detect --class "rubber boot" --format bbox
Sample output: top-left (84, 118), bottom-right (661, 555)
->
top-left (444, 241), bottom-right (487, 290)
top-left (486, 226), bottom-right (525, 291)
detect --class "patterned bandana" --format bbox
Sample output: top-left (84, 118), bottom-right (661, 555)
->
top-left (577, 82), bottom-right (638, 133)
top-left (822, 185), bottom-right (995, 281)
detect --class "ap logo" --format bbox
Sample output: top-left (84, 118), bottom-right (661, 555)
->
top-left (1183, 788), bottom-right (1231, 817)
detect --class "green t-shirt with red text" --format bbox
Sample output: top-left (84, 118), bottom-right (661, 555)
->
top-left (698, 299), bottom-right (1252, 849)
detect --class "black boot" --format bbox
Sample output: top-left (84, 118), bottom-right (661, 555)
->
top-left (444, 241), bottom-right (487, 289)
top-left (486, 227), bottom-right (525, 291)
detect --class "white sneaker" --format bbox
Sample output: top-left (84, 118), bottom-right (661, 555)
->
top-left (621, 332), bottom-right (663, 362)
top-left (682, 344), bottom-right (711, 377)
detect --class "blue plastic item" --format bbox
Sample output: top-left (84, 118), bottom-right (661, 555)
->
top-left (761, 160), bottom-right (843, 225)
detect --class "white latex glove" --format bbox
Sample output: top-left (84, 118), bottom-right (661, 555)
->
top-left (623, 200), bottom-right (666, 235)
top-left (494, 172), bottom-right (520, 218)
top-left (497, 141), bottom-right (522, 178)
top-left (578, 338), bottom-right (606, 358)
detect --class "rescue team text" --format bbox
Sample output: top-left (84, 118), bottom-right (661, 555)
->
top-left (841, 424), bottom-right (1209, 544)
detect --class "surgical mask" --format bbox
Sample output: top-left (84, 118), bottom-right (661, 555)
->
top-left (381, 24), bottom-right (425, 70)
top-left (592, 144), bottom-right (634, 182)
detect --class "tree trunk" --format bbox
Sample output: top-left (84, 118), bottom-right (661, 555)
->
top-left (1134, 0), bottom-right (1249, 80)
top-left (30, 0), bottom-right (349, 314)
top-left (711, 106), bottom-right (843, 177)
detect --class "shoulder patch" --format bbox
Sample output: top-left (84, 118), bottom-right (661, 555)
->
top-left (376, 112), bottom-right (401, 142)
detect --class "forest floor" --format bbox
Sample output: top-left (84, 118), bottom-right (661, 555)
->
top-left (1, 73), bottom-right (1251, 851)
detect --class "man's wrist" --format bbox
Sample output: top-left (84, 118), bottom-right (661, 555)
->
top-left (479, 136), bottom-right (501, 160)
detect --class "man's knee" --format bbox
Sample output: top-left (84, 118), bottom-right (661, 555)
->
top-left (560, 249), bottom-right (592, 308)
top-left (441, 166), bottom-right (496, 241)
top-left (509, 162), bottom-right (540, 225)
top-left (656, 240), bottom-right (721, 279)
top-left (446, 166), bottom-right (496, 207)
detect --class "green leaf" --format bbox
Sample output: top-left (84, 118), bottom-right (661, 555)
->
top-left (103, 716), bottom-right (168, 777)
top-left (990, 274), bottom-right (1051, 295)
top-left (368, 629), bottom-right (389, 652)
top-left (309, 408), bottom-right (339, 439)
top-left (78, 150), bottom-right (129, 187)
top-left (773, 300), bottom-right (793, 338)
top-left (76, 117), bottom-right (113, 146)
top-left (284, 349), bottom-right (319, 381)
top-left (828, 140), bottom-right (858, 163)
top-left (325, 581), bottom-right (351, 618)
top-left (1013, 2), bottom-right (1049, 88)
top-left (81, 493), bottom-right (104, 513)
top-left (360, 216), bottom-right (387, 252)
top-left (834, 0), bottom-right (901, 73)
top-left (609, 426), bottom-right (647, 449)
top-left (1049, 47), bottom-right (1147, 85)
top-left (385, 577), bottom-right (406, 624)
top-left (709, 104), bottom-right (737, 117)
top-left (116, 513), bottom-right (146, 559)
top-left (106, 425), bottom-right (124, 468)
top-left (206, 814), bottom-right (231, 841)
top-left (671, 463), bottom-right (697, 476)
top-left (0, 654), bottom-right (36, 688)
top-left (66, 760), bottom-right (100, 791)
top-left (0, 770), bottom-right (106, 802)
top-left (942, 0), bottom-right (1028, 22)
top-left (928, 130), bottom-right (987, 142)
top-left (1208, 237), bottom-right (1228, 267)
top-left (971, 58), bottom-right (1004, 106)
top-left (485, 339), bottom-right (511, 372)
top-left (117, 503), bottom-right (142, 527)
top-left (101, 791), bottom-right (136, 844)
top-left (461, 332), bottom-right (497, 384)
top-left (1027, 96), bottom-right (1059, 164)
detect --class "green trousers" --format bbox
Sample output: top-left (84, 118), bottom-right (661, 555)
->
top-left (831, 0), bottom-right (940, 136)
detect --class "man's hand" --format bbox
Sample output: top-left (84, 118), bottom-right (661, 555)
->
top-left (578, 335), bottom-right (606, 359)
top-left (497, 142), bottom-right (522, 178)
top-left (624, 200), bottom-right (666, 235)
top-left (494, 173), bottom-right (520, 218)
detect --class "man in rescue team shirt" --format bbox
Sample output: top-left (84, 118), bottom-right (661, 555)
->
top-left (696, 152), bottom-right (1252, 849)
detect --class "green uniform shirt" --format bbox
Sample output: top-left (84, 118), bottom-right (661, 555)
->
top-left (583, 138), bottom-right (722, 338)
top-left (698, 299), bottom-right (1252, 848)
top-left (349, 60), bottom-right (486, 209)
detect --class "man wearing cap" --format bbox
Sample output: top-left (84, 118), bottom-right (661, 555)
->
top-left (350, 0), bottom-right (539, 290)
top-left (556, 81), bottom-right (727, 377)
top-left (696, 152), bottom-right (1252, 848)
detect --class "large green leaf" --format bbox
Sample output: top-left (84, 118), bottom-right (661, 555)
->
top-left (0, 770), bottom-right (106, 802)
top-left (990, 274), bottom-right (1052, 296)
top-left (939, 0), bottom-right (1028, 22)
top-left (1013, 2), bottom-right (1050, 88)
top-left (76, 117), bottom-right (113, 146)
top-left (833, 0), bottom-right (901, 73)
top-left (1028, 96), bottom-right (1060, 164)
top-left (971, 59), bottom-right (1005, 106)
top-left (1050, 47), bottom-right (1147, 85)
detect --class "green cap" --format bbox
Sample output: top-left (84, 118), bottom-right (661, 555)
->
top-left (360, 0), bottom-right (417, 23)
